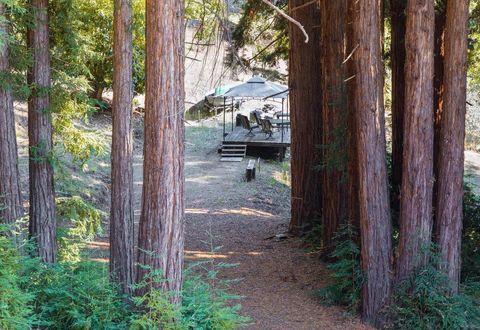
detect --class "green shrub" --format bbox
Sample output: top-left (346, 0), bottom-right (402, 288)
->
top-left (384, 260), bottom-right (480, 330)
top-left (22, 260), bottom-right (130, 329)
top-left (130, 262), bottom-right (251, 330)
top-left (317, 224), bottom-right (363, 314)
top-left (462, 181), bottom-right (480, 280)
top-left (0, 225), bottom-right (33, 330)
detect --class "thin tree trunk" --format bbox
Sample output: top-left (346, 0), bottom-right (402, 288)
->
top-left (390, 0), bottom-right (407, 202)
top-left (110, 0), bottom-right (134, 295)
top-left (27, 0), bottom-right (57, 263)
top-left (0, 4), bottom-right (23, 228)
top-left (346, 0), bottom-right (359, 230)
top-left (396, 0), bottom-right (435, 282)
top-left (435, 0), bottom-right (469, 294)
top-left (320, 0), bottom-right (348, 251)
top-left (433, 0), bottom-right (446, 220)
top-left (289, 0), bottom-right (323, 236)
top-left (351, 0), bottom-right (393, 325)
top-left (136, 0), bottom-right (185, 305)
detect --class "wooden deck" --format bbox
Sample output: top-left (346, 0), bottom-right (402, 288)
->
top-left (223, 126), bottom-right (291, 147)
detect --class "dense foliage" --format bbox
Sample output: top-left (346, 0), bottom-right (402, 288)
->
top-left (0, 225), bottom-right (251, 330)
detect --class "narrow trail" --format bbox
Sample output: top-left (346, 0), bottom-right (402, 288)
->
top-left (132, 127), bottom-right (370, 330)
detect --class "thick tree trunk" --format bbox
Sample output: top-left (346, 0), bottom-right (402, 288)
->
top-left (27, 0), bottom-right (57, 263)
top-left (136, 0), bottom-right (185, 305)
top-left (320, 0), bottom-right (348, 251)
top-left (435, 0), bottom-right (469, 294)
top-left (289, 0), bottom-right (323, 236)
top-left (110, 0), bottom-right (134, 295)
top-left (390, 0), bottom-right (407, 202)
top-left (396, 0), bottom-right (435, 282)
top-left (0, 4), bottom-right (23, 228)
top-left (351, 0), bottom-right (393, 325)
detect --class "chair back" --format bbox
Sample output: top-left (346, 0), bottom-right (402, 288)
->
top-left (240, 115), bottom-right (251, 130)
top-left (261, 119), bottom-right (273, 134)
top-left (252, 110), bottom-right (263, 126)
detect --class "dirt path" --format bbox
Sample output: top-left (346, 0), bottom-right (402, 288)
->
top-left (131, 125), bottom-right (369, 329)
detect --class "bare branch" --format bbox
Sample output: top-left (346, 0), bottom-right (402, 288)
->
top-left (260, 0), bottom-right (309, 43)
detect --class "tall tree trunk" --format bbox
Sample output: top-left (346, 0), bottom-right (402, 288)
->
top-left (433, 0), bottom-right (446, 220)
top-left (27, 0), bottom-right (56, 263)
top-left (390, 0), bottom-right (407, 203)
top-left (346, 0), bottom-right (359, 230)
top-left (435, 0), bottom-right (469, 294)
top-left (320, 0), bottom-right (348, 251)
top-left (289, 0), bottom-right (323, 236)
top-left (136, 0), bottom-right (185, 305)
top-left (396, 0), bottom-right (435, 282)
top-left (0, 4), bottom-right (23, 228)
top-left (351, 0), bottom-right (393, 325)
top-left (110, 0), bottom-right (134, 295)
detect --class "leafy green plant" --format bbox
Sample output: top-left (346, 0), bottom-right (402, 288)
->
top-left (384, 257), bottom-right (480, 330)
top-left (462, 180), bottom-right (480, 281)
top-left (56, 196), bottom-right (105, 262)
top-left (22, 260), bottom-right (130, 329)
top-left (0, 225), bottom-right (33, 330)
top-left (317, 224), bottom-right (363, 314)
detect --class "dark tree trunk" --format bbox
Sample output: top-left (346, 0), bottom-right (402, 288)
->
top-left (346, 0), bottom-right (359, 230)
top-left (27, 0), bottom-right (57, 263)
top-left (110, 0), bottom-right (134, 295)
top-left (433, 1), bottom-right (446, 197)
top-left (396, 0), bottom-right (435, 282)
top-left (351, 0), bottom-right (393, 325)
top-left (136, 0), bottom-right (185, 305)
top-left (320, 0), bottom-right (348, 251)
top-left (0, 4), bottom-right (23, 228)
top-left (289, 0), bottom-right (323, 236)
top-left (390, 0), bottom-right (407, 202)
top-left (435, 0), bottom-right (469, 294)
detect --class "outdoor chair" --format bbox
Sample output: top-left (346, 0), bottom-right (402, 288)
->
top-left (240, 115), bottom-right (258, 137)
top-left (260, 119), bottom-right (274, 140)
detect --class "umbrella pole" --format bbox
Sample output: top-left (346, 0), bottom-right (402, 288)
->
top-left (281, 99), bottom-right (284, 143)
top-left (223, 97), bottom-right (226, 139)
top-left (231, 97), bottom-right (234, 132)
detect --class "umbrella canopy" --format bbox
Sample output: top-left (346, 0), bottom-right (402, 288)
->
top-left (222, 76), bottom-right (288, 99)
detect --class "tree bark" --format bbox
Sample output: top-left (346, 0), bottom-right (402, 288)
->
top-left (110, 0), bottom-right (134, 295)
top-left (435, 0), bottom-right (469, 294)
top-left (390, 0), bottom-right (407, 202)
top-left (433, 0), bottom-right (446, 186)
top-left (136, 0), bottom-right (185, 305)
top-left (320, 0), bottom-right (348, 251)
top-left (27, 0), bottom-right (57, 263)
top-left (0, 4), bottom-right (23, 228)
top-left (351, 0), bottom-right (393, 325)
top-left (396, 0), bottom-right (435, 282)
top-left (289, 0), bottom-right (323, 236)
top-left (346, 0), bottom-right (359, 231)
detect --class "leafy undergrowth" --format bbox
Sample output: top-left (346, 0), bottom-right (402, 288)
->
top-left (0, 216), bottom-right (250, 330)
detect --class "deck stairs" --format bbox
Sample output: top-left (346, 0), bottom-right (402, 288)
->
top-left (220, 144), bottom-right (247, 162)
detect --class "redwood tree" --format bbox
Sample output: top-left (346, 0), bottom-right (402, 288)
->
top-left (351, 0), bottom-right (392, 325)
top-left (0, 4), bottom-right (23, 227)
top-left (110, 0), bottom-right (134, 295)
top-left (289, 0), bottom-right (323, 236)
top-left (390, 0), bottom-right (407, 199)
top-left (396, 0), bottom-right (435, 282)
top-left (320, 0), bottom-right (348, 250)
top-left (435, 0), bottom-right (469, 294)
top-left (27, 0), bottom-right (57, 263)
top-left (136, 0), bottom-right (185, 304)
